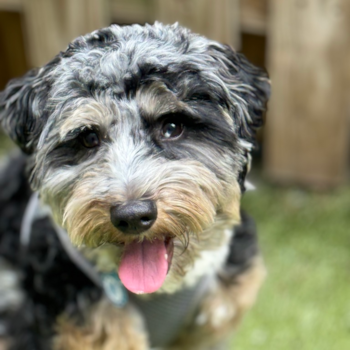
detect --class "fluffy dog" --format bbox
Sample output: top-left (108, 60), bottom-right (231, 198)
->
top-left (0, 23), bottom-right (270, 350)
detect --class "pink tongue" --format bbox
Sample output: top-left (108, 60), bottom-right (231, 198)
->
top-left (119, 239), bottom-right (168, 294)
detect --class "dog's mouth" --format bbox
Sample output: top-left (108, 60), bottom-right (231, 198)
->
top-left (118, 237), bottom-right (174, 294)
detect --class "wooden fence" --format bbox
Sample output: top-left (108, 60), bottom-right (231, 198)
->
top-left (0, 0), bottom-right (348, 188)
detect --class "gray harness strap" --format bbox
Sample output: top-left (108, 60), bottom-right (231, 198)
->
top-left (131, 276), bottom-right (211, 348)
top-left (20, 192), bottom-right (102, 287)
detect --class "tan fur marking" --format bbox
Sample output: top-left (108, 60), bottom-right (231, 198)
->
top-left (136, 82), bottom-right (188, 118)
top-left (168, 257), bottom-right (266, 350)
top-left (227, 257), bottom-right (267, 319)
top-left (59, 100), bottom-right (115, 140)
top-left (220, 179), bottom-right (241, 221)
top-left (53, 299), bottom-right (148, 350)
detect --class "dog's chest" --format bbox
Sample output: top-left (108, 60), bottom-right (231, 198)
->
top-left (131, 276), bottom-right (211, 348)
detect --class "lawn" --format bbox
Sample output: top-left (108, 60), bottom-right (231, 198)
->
top-left (232, 180), bottom-right (350, 350)
top-left (0, 134), bottom-right (14, 157)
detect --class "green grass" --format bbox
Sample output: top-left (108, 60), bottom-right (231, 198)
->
top-left (232, 181), bottom-right (350, 350)
top-left (0, 133), bottom-right (14, 156)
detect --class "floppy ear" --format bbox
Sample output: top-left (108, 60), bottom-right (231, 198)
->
top-left (209, 44), bottom-right (271, 144)
top-left (0, 66), bottom-right (52, 154)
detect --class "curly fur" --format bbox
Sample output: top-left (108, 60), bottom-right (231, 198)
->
top-left (0, 23), bottom-right (270, 349)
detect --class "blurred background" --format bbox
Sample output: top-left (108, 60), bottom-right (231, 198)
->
top-left (0, 0), bottom-right (349, 349)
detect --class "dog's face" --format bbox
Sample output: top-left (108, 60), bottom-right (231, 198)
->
top-left (0, 23), bottom-right (269, 294)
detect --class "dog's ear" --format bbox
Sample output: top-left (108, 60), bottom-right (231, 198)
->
top-left (209, 44), bottom-right (271, 143)
top-left (0, 66), bottom-right (52, 154)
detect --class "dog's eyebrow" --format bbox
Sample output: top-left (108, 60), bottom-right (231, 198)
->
top-left (59, 101), bottom-right (114, 141)
top-left (61, 125), bottom-right (98, 142)
top-left (136, 82), bottom-right (186, 121)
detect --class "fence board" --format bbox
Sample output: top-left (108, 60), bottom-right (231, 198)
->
top-left (21, 0), bottom-right (109, 67)
top-left (155, 0), bottom-right (240, 48)
top-left (265, 0), bottom-right (350, 188)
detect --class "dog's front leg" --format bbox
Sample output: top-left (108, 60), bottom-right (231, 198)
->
top-left (53, 298), bottom-right (149, 350)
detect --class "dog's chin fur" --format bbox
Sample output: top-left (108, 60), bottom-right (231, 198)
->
top-left (78, 213), bottom-right (239, 295)
top-left (0, 22), bottom-right (270, 349)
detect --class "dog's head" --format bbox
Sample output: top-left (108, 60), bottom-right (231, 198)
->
top-left (0, 23), bottom-right (269, 294)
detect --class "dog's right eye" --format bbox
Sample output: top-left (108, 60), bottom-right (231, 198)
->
top-left (79, 130), bottom-right (100, 148)
top-left (161, 121), bottom-right (184, 140)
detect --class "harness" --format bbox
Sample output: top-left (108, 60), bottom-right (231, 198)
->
top-left (20, 192), bottom-right (212, 348)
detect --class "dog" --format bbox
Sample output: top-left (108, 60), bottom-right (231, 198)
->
top-left (0, 23), bottom-right (270, 350)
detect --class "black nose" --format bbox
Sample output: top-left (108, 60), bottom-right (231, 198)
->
top-left (110, 200), bottom-right (157, 234)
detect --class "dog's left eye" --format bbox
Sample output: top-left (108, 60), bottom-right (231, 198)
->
top-left (161, 121), bottom-right (184, 140)
top-left (79, 130), bottom-right (100, 148)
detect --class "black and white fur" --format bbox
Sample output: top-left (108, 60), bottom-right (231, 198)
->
top-left (0, 23), bottom-right (269, 350)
